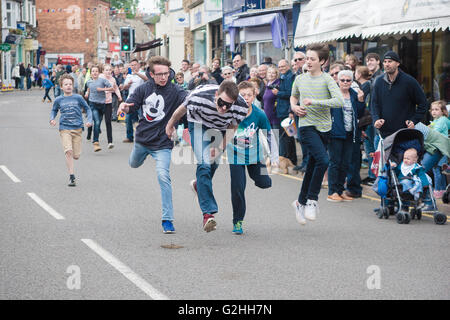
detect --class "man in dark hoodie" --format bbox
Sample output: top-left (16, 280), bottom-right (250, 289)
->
top-left (371, 51), bottom-right (427, 139)
top-left (233, 54), bottom-right (250, 84)
top-left (117, 56), bottom-right (188, 235)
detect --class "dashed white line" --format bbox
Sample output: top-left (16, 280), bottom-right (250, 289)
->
top-left (27, 192), bottom-right (65, 220)
top-left (0, 165), bottom-right (21, 183)
top-left (81, 239), bottom-right (169, 300)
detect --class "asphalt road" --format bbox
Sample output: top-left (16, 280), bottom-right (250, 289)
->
top-left (0, 89), bottom-right (449, 300)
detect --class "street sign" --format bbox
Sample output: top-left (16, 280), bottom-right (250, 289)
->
top-left (0, 43), bottom-right (12, 52)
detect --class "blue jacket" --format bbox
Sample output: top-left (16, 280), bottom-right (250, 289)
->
top-left (330, 89), bottom-right (365, 141)
top-left (42, 78), bottom-right (54, 89)
top-left (276, 70), bottom-right (295, 119)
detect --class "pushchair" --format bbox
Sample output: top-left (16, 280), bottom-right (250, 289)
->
top-left (373, 128), bottom-right (447, 225)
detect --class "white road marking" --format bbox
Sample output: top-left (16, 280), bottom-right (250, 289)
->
top-left (27, 192), bottom-right (65, 220)
top-left (0, 165), bottom-right (21, 183)
top-left (81, 239), bottom-right (169, 300)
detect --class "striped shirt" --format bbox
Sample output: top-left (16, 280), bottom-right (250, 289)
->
top-left (182, 84), bottom-right (249, 130)
top-left (291, 72), bottom-right (344, 132)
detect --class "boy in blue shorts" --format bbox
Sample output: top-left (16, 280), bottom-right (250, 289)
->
top-left (50, 74), bottom-right (93, 186)
top-left (227, 81), bottom-right (279, 234)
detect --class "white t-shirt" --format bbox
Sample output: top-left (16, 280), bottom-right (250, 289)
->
top-left (124, 71), bottom-right (146, 96)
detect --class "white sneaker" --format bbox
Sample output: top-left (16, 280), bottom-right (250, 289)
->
top-left (291, 200), bottom-right (306, 225)
top-left (108, 143), bottom-right (114, 149)
top-left (304, 200), bottom-right (318, 221)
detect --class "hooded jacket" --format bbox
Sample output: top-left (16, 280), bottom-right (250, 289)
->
top-left (276, 70), bottom-right (295, 120)
top-left (330, 88), bottom-right (365, 141)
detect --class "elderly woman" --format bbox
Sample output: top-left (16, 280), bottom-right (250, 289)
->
top-left (327, 70), bottom-right (365, 202)
top-left (221, 66), bottom-right (236, 83)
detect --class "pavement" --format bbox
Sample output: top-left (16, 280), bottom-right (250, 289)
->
top-left (0, 89), bottom-right (449, 300)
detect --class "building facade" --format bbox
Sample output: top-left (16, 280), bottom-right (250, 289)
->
top-left (36, 0), bottom-right (110, 68)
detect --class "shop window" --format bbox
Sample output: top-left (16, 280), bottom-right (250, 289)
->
top-left (259, 42), bottom-right (284, 66)
top-left (434, 30), bottom-right (450, 104)
top-left (6, 2), bottom-right (13, 28)
top-left (248, 43), bottom-right (257, 67)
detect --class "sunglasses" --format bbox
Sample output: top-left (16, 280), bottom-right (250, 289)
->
top-left (340, 79), bottom-right (352, 83)
top-left (217, 97), bottom-right (234, 110)
top-left (294, 58), bottom-right (305, 62)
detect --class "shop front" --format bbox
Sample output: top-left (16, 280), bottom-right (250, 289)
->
top-left (294, 0), bottom-right (450, 103)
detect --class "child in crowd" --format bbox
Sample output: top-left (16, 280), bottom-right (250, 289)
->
top-left (42, 74), bottom-right (54, 103)
top-left (50, 74), bottom-right (93, 186)
top-left (391, 148), bottom-right (430, 200)
top-left (226, 81), bottom-right (279, 234)
top-left (429, 100), bottom-right (450, 198)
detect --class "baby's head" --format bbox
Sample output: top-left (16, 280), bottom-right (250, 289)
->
top-left (403, 148), bottom-right (418, 166)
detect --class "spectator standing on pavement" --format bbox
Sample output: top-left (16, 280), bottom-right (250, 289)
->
top-left (274, 59), bottom-right (298, 167)
top-left (187, 66), bottom-right (217, 90)
top-left (211, 58), bottom-right (224, 85)
top-left (12, 64), bottom-right (20, 89)
top-left (345, 54), bottom-right (359, 71)
top-left (263, 66), bottom-right (281, 129)
top-left (293, 51), bottom-right (307, 76)
top-left (233, 54), bottom-right (250, 84)
top-left (19, 62), bottom-right (26, 90)
top-left (26, 64), bottom-right (33, 91)
top-left (50, 74), bottom-right (93, 187)
top-left (122, 59), bottom-right (148, 143)
top-left (371, 51), bottom-right (428, 140)
top-left (290, 43), bottom-right (344, 225)
top-left (118, 56), bottom-right (189, 234)
top-left (165, 81), bottom-right (249, 233)
top-left (365, 53), bottom-right (383, 81)
top-left (84, 65), bottom-right (113, 152)
top-left (175, 72), bottom-right (188, 90)
top-left (327, 70), bottom-right (365, 202)
top-left (100, 64), bottom-right (122, 149)
top-left (257, 64), bottom-right (268, 84)
top-left (221, 66), bottom-right (236, 83)
top-left (226, 81), bottom-right (279, 235)
top-left (180, 59), bottom-right (192, 83)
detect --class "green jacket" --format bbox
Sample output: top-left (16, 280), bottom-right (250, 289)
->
top-left (425, 129), bottom-right (450, 158)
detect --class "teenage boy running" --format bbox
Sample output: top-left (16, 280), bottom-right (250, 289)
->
top-left (165, 81), bottom-right (249, 233)
top-left (50, 74), bottom-right (93, 186)
top-left (227, 81), bottom-right (279, 235)
top-left (117, 56), bottom-right (188, 234)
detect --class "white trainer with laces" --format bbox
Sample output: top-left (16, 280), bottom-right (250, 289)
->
top-left (291, 200), bottom-right (306, 225)
top-left (304, 200), bottom-right (318, 221)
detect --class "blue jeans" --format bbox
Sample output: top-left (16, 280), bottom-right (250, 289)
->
top-left (188, 122), bottom-right (225, 215)
top-left (126, 110), bottom-right (139, 141)
top-left (433, 156), bottom-right (447, 191)
top-left (90, 102), bottom-right (105, 143)
top-left (55, 85), bottom-right (62, 98)
top-left (19, 76), bottom-right (24, 90)
top-left (230, 163), bottom-right (272, 224)
top-left (328, 133), bottom-right (353, 195)
top-left (363, 125), bottom-right (376, 179)
top-left (295, 116), bottom-right (309, 168)
top-left (422, 150), bottom-right (443, 174)
top-left (346, 129), bottom-right (362, 196)
top-left (298, 126), bottom-right (330, 205)
top-left (129, 143), bottom-right (173, 221)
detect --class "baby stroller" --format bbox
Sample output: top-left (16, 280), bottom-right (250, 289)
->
top-left (373, 128), bottom-right (447, 225)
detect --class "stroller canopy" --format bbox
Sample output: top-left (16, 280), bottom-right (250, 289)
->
top-left (382, 128), bottom-right (425, 164)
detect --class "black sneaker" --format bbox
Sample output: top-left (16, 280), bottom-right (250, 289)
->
top-left (68, 176), bottom-right (76, 187)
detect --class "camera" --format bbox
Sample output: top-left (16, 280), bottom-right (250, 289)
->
top-left (267, 84), bottom-right (279, 90)
top-left (198, 72), bottom-right (204, 78)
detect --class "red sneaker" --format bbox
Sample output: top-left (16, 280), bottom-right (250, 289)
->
top-left (203, 214), bottom-right (217, 232)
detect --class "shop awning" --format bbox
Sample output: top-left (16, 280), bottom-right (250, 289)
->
top-left (294, 0), bottom-right (365, 47)
top-left (362, 0), bottom-right (450, 38)
top-left (229, 12), bottom-right (288, 52)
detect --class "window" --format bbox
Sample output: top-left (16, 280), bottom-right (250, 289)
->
top-left (6, 2), bottom-right (13, 28)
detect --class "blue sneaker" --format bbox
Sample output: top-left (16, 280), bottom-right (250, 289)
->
top-left (162, 220), bottom-right (175, 234)
top-left (232, 221), bottom-right (243, 235)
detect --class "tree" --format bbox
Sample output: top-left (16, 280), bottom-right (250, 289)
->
top-left (109, 0), bottom-right (140, 19)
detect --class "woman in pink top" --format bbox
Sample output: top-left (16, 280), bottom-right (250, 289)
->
top-left (100, 64), bottom-right (122, 149)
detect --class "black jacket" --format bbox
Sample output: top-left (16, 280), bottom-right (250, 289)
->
top-left (211, 68), bottom-right (224, 85)
top-left (235, 64), bottom-right (250, 84)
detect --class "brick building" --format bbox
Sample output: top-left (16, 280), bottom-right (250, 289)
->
top-left (36, 0), bottom-right (110, 67)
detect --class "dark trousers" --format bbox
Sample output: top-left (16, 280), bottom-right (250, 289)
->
top-left (105, 103), bottom-right (113, 144)
top-left (274, 123), bottom-right (297, 165)
top-left (295, 115), bottom-right (309, 168)
top-left (230, 163), bottom-right (272, 224)
top-left (43, 88), bottom-right (52, 101)
top-left (346, 129), bottom-right (362, 196)
top-left (298, 126), bottom-right (330, 205)
top-left (328, 133), bottom-right (353, 195)
top-left (126, 110), bottom-right (139, 141)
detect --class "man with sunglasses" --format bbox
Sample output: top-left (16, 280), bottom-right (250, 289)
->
top-left (117, 56), bottom-right (189, 235)
top-left (166, 82), bottom-right (249, 233)
top-left (293, 51), bottom-right (307, 76)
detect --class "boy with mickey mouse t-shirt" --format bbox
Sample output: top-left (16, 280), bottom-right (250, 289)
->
top-left (118, 56), bottom-right (188, 234)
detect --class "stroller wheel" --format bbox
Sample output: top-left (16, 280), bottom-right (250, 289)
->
top-left (396, 212), bottom-right (411, 224)
top-left (434, 212), bottom-right (447, 225)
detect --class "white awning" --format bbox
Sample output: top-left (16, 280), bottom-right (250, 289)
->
top-left (362, 0), bottom-right (450, 38)
top-left (294, 0), bottom-right (365, 47)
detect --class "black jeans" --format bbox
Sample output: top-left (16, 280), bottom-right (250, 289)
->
top-left (105, 103), bottom-right (113, 143)
top-left (43, 88), bottom-right (52, 101)
top-left (230, 163), bottom-right (272, 224)
top-left (298, 126), bottom-right (330, 205)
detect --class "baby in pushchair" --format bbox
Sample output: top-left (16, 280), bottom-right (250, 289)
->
top-left (373, 128), bottom-right (447, 225)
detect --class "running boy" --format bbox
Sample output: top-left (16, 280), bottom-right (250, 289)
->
top-left (227, 81), bottom-right (279, 234)
top-left (42, 74), bottom-right (54, 103)
top-left (50, 74), bottom-right (93, 186)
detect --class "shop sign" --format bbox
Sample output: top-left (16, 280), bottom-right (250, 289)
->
top-left (0, 43), bottom-right (12, 52)
top-left (5, 34), bottom-right (17, 44)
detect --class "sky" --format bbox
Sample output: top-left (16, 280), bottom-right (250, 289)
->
top-left (138, 0), bottom-right (159, 14)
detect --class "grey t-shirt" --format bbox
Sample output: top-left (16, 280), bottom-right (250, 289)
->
top-left (87, 78), bottom-right (112, 104)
